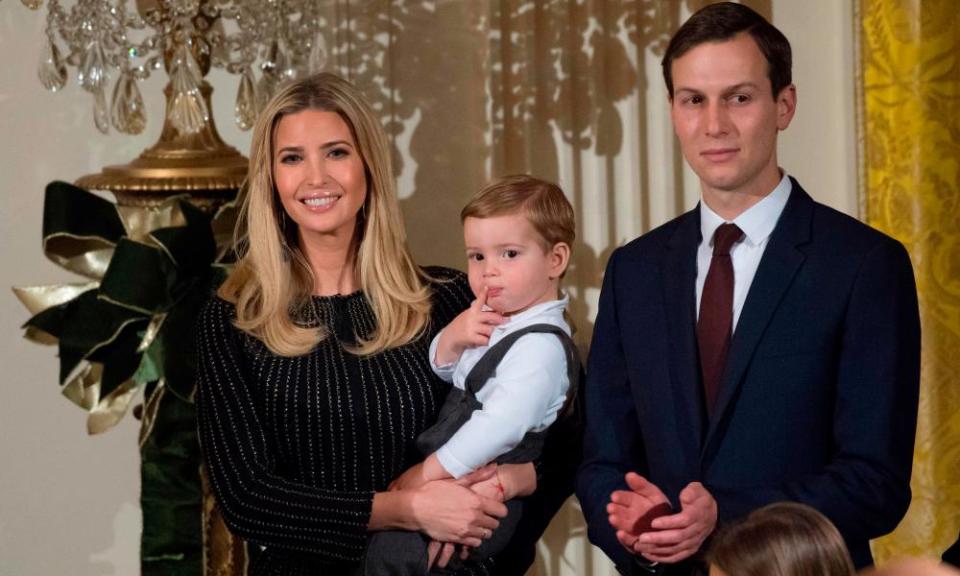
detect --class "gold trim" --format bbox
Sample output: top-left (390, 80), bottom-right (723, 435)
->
top-left (75, 83), bottom-right (248, 204)
top-left (853, 0), bottom-right (867, 221)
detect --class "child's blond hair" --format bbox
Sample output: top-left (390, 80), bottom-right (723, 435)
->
top-left (461, 175), bottom-right (575, 254)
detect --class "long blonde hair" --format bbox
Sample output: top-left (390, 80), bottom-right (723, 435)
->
top-left (219, 73), bottom-right (431, 357)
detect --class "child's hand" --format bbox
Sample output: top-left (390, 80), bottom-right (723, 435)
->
top-left (469, 473), bottom-right (505, 502)
top-left (495, 462), bottom-right (537, 499)
top-left (454, 463), bottom-right (502, 501)
top-left (435, 286), bottom-right (505, 365)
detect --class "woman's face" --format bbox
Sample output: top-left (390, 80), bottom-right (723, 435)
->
top-left (272, 109), bottom-right (368, 247)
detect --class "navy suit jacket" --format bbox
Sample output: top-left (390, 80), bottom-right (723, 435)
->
top-left (575, 180), bottom-right (920, 573)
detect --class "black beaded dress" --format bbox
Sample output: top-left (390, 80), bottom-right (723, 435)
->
top-left (196, 267), bottom-right (503, 575)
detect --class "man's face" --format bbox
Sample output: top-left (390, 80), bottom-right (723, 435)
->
top-left (669, 32), bottom-right (796, 200)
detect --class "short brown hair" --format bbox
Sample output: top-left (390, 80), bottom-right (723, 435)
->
top-left (706, 502), bottom-right (856, 576)
top-left (662, 2), bottom-right (792, 100)
top-left (461, 174), bottom-right (576, 252)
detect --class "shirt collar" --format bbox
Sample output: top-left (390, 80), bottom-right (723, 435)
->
top-left (699, 172), bottom-right (792, 247)
top-left (487, 293), bottom-right (569, 329)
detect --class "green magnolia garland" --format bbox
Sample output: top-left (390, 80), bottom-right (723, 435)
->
top-left (14, 180), bottom-right (237, 575)
top-left (15, 180), bottom-right (235, 432)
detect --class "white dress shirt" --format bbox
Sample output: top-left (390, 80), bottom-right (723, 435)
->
top-left (428, 295), bottom-right (572, 479)
top-left (696, 173), bottom-right (792, 330)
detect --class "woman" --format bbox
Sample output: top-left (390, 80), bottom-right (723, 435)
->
top-left (706, 502), bottom-right (856, 576)
top-left (196, 73), bottom-right (536, 574)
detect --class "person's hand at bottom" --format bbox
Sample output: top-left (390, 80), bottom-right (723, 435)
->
top-left (635, 481), bottom-right (717, 563)
top-left (411, 477), bottom-right (505, 548)
top-left (607, 472), bottom-right (673, 556)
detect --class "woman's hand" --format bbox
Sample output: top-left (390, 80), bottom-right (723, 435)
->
top-left (427, 540), bottom-right (456, 570)
top-left (426, 465), bottom-right (507, 568)
top-left (428, 540), bottom-right (475, 570)
top-left (410, 478), bottom-right (507, 547)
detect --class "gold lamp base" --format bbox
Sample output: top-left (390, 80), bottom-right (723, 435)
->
top-left (76, 83), bottom-right (249, 207)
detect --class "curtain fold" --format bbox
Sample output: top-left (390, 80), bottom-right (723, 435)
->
top-left (858, 0), bottom-right (960, 563)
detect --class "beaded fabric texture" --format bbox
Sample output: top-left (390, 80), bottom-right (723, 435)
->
top-left (197, 267), bottom-right (495, 574)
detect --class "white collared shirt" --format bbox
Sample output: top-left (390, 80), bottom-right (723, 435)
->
top-left (428, 295), bottom-right (572, 478)
top-left (696, 173), bottom-right (792, 330)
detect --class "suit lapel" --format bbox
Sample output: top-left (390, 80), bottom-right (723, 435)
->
top-left (662, 207), bottom-right (705, 462)
top-left (702, 182), bottom-right (814, 462)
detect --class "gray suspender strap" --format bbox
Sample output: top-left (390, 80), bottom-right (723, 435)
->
top-left (462, 323), bottom-right (581, 420)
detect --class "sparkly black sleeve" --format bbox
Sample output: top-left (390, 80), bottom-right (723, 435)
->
top-left (195, 297), bottom-right (373, 563)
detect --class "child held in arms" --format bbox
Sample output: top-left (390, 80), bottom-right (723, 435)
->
top-left (365, 175), bottom-right (581, 574)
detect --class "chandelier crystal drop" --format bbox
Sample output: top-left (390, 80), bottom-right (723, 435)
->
top-left (234, 66), bottom-right (256, 131)
top-left (111, 71), bottom-right (146, 134)
top-left (93, 84), bottom-right (110, 134)
top-left (31, 0), bottom-right (335, 134)
top-left (168, 44), bottom-right (210, 134)
top-left (38, 37), bottom-right (68, 91)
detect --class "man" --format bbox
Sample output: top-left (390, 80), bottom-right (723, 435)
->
top-left (575, 3), bottom-right (921, 575)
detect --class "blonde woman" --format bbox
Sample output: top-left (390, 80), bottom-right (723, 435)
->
top-left (196, 73), bottom-right (538, 575)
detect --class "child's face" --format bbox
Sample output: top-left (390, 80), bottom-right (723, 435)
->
top-left (463, 213), bottom-right (568, 316)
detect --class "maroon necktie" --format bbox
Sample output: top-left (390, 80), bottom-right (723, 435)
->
top-left (698, 223), bottom-right (744, 416)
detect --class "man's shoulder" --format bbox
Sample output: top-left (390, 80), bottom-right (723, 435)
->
top-left (799, 189), bottom-right (906, 256)
top-left (613, 209), bottom-right (696, 262)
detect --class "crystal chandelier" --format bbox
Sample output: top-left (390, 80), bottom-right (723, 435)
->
top-left (30, 0), bottom-right (329, 135)
top-left (22, 0), bottom-right (331, 200)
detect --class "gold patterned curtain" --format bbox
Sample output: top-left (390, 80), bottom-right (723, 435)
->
top-left (858, 0), bottom-right (960, 563)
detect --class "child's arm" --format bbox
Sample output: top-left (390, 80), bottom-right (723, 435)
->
top-left (433, 286), bottom-right (505, 366)
top-left (436, 333), bottom-right (570, 479)
top-left (469, 462), bottom-right (537, 502)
